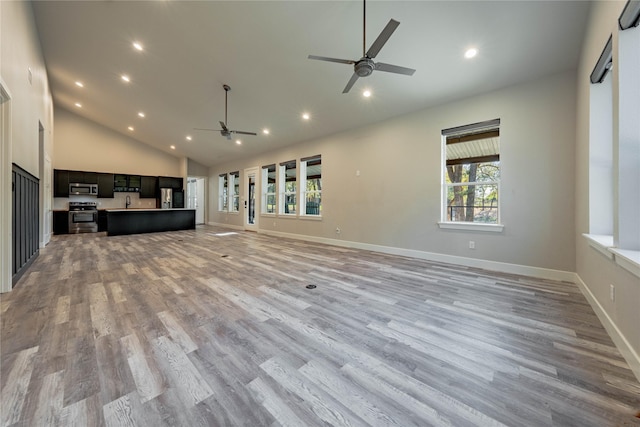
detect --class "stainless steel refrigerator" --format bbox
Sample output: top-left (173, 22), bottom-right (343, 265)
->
top-left (160, 188), bottom-right (172, 209)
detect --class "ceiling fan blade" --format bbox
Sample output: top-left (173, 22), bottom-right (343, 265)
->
top-left (342, 73), bottom-right (360, 94)
top-left (219, 121), bottom-right (228, 131)
top-left (194, 128), bottom-right (222, 132)
top-left (375, 62), bottom-right (416, 76)
top-left (232, 131), bottom-right (258, 136)
top-left (308, 55), bottom-right (355, 65)
top-left (365, 19), bottom-right (400, 59)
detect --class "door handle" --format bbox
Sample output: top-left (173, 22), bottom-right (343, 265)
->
top-left (244, 200), bottom-right (247, 208)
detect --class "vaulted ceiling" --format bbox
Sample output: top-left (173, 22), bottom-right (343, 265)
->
top-left (32, 1), bottom-right (590, 167)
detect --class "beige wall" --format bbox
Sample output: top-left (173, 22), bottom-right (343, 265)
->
top-left (53, 107), bottom-right (182, 177)
top-left (1, 1), bottom-right (54, 176)
top-left (1, 1), bottom-right (54, 292)
top-left (575, 1), bottom-right (640, 376)
top-left (211, 70), bottom-right (577, 273)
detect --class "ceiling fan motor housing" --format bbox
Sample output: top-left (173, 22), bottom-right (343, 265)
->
top-left (355, 58), bottom-right (375, 77)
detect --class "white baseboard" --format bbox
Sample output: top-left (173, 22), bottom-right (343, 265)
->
top-left (207, 221), bottom-right (245, 231)
top-left (258, 229), bottom-right (576, 282)
top-left (574, 274), bottom-right (640, 383)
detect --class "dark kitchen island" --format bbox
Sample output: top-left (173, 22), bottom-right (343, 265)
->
top-left (106, 208), bottom-right (196, 236)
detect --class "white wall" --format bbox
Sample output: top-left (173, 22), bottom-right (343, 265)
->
top-left (575, 0), bottom-right (640, 379)
top-left (211, 70), bottom-right (577, 274)
top-left (1, 1), bottom-right (54, 292)
top-left (53, 107), bottom-right (182, 176)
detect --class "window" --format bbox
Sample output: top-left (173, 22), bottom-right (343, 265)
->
top-left (588, 35), bottom-right (614, 236)
top-left (442, 119), bottom-right (500, 224)
top-left (261, 164), bottom-right (276, 214)
top-left (279, 160), bottom-right (296, 215)
top-left (230, 171), bottom-right (240, 212)
top-left (218, 173), bottom-right (228, 211)
top-left (300, 155), bottom-right (322, 216)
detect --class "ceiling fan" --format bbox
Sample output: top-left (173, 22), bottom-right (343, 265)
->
top-left (308, 0), bottom-right (416, 93)
top-left (194, 84), bottom-right (257, 140)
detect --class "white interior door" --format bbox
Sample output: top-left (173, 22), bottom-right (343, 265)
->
top-left (44, 154), bottom-right (52, 244)
top-left (244, 167), bottom-right (258, 231)
top-left (195, 177), bottom-right (205, 224)
top-left (187, 177), bottom-right (206, 225)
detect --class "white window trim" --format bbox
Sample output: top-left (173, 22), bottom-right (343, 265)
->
top-left (261, 165), bottom-right (277, 215)
top-left (441, 122), bottom-right (502, 227)
top-left (300, 157), bottom-right (322, 217)
top-left (279, 161), bottom-right (297, 216)
top-left (218, 173), bottom-right (228, 212)
top-left (438, 222), bottom-right (504, 232)
top-left (230, 172), bottom-right (240, 213)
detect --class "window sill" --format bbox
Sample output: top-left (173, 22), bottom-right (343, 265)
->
top-left (583, 234), bottom-right (640, 278)
top-left (437, 222), bottom-right (504, 233)
top-left (277, 214), bottom-right (298, 219)
top-left (260, 213), bottom-right (276, 217)
top-left (582, 233), bottom-right (614, 260)
top-left (610, 248), bottom-right (640, 279)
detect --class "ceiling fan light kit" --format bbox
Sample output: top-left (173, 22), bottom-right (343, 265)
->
top-left (308, 0), bottom-right (416, 93)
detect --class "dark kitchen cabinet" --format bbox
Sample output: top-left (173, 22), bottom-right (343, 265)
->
top-left (97, 173), bottom-right (114, 198)
top-left (158, 176), bottom-right (183, 190)
top-left (127, 175), bottom-right (141, 192)
top-left (53, 211), bottom-right (69, 235)
top-left (53, 169), bottom-right (69, 197)
top-left (113, 174), bottom-right (128, 192)
top-left (68, 170), bottom-right (98, 184)
top-left (98, 210), bottom-right (108, 232)
top-left (140, 176), bottom-right (158, 199)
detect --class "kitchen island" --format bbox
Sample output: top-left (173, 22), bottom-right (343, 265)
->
top-left (106, 208), bottom-right (196, 236)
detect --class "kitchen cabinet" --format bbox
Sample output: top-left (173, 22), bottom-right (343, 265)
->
top-left (98, 210), bottom-right (108, 232)
top-left (97, 173), bottom-right (114, 198)
top-left (53, 211), bottom-right (68, 234)
top-left (140, 176), bottom-right (158, 199)
top-left (53, 169), bottom-right (69, 197)
top-left (127, 175), bottom-right (141, 192)
top-left (158, 176), bottom-right (183, 190)
top-left (68, 170), bottom-right (98, 184)
top-left (113, 174), bottom-right (128, 192)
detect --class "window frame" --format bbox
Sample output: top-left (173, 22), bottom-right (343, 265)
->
top-left (230, 171), bottom-right (240, 213)
top-left (279, 160), bottom-right (297, 216)
top-left (261, 164), bottom-right (277, 215)
top-left (300, 155), bottom-right (322, 217)
top-left (218, 173), bottom-right (228, 212)
top-left (439, 119), bottom-right (504, 232)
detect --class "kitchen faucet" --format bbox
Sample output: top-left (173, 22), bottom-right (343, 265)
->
top-left (125, 195), bottom-right (131, 209)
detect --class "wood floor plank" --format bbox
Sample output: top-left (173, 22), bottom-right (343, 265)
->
top-left (2, 226), bottom-right (638, 427)
top-left (0, 346), bottom-right (38, 427)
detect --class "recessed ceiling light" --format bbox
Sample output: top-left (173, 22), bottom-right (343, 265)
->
top-left (75, 81), bottom-right (84, 88)
top-left (121, 74), bottom-right (131, 83)
top-left (263, 129), bottom-right (270, 135)
top-left (186, 136), bottom-right (192, 141)
top-left (133, 41), bottom-right (143, 51)
top-left (170, 145), bottom-right (176, 150)
top-left (235, 140), bottom-right (242, 145)
top-left (464, 48), bottom-right (478, 59)
top-left (302, 113), bottom-right (310, 120)
top-left (138, 112), bottom-right (145, 118)
top-left (74, 102), bottom-right (82, 108)
top-left (128, 126), bottom-right (134, 131)
top-left (363, 90), bottom-right (371, 98)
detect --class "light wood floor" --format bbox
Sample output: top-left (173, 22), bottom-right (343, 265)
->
top-left (1, 226), bottom-right (639, 427)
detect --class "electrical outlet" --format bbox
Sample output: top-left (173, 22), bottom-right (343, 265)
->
top-left (335, 227), bottom-right (341, 235)
top-left (469, 241), bottom-right (475, 249)
top-left (610, 284), bottom-right (615, 301)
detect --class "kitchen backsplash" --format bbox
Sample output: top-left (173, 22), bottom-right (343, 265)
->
top-left (53, 192), bottom-right (156, 210)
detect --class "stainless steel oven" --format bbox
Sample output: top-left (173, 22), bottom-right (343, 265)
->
top-left (69, 183), bottom-right (98, 196)
top-left (68, 201), bottom-right (98, 233)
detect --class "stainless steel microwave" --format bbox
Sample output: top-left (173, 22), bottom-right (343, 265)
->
top-left (69, 183), bottom-right (98, 196)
